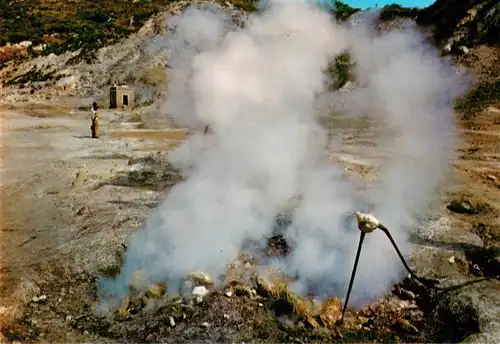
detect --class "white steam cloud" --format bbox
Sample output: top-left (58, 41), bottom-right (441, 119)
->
top-left (98, 1), bottom-right (470, 310)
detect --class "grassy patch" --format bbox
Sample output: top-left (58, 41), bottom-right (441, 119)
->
top-left (379, 4), bottom-right (420, 22)
top-left (327, 52), bottom-right (353, 90)
top-left (23, 103), bottom-right (71, 118)
top-left (99, 264), bottom-right (122, 279)
top-left (0, 0), bottom-right (180, 64)
top-left (331, 1), bottom-right (360, 22)
top-left (455, 81), bottom-right (500, 119)
top-left (227, 0), bottom-right (259, 12)
top-left (11, 124), bottom-right (70, 132)
top-left (6, 65), bottom-right (60, 85)
top-left (253, 313), bottom-right (279, 339)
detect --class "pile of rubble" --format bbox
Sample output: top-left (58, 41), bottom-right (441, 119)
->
top-left (85, 250), bottom-right (431, 343)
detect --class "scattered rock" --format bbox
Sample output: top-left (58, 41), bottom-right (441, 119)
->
top-left (255, 267), bottom-right (294, 297)
top-left (117, 307), bottom-right (131, 319)
top-left (168, 316), bottom-right (175, 327)
top-left (448, 256), bottom-right (456, 264)
top-left (120, 296), bottom-right (131, 310)
top-left (447, 200), bottom-right (479, 214)
top-left (264, 234), bottom-right (291, 257)
top-left (201, 322), bottom-right (210, 328)
top-left (225, 254), bottom-right (258, 285)
top-left (117, 292), bottom-right (147, 317)
top-left (0, 306), bottom-right (13, 316)
top-left (117, 297), bottom-right (132, 319)
top-left (223, 314), bottom-right (230, 319)
top-left (304, 297), bottom-right (323, 316)
top-left (233, 284), bottom-right (256, 298)
top-left (75, 206), bottom-right (90, 216)
top-left (146, 282), bottom-right (167, 299)
top-left (186, 271), bottom-right (214, 287)
top-left (486, 175), bottom-right (497, 182)
top-left (396, 318), bottom-right (419, 334)
top-left (393, 284), bottom-right (417, 300)
top-left (224, 290), bottom-right (233, 298)
top-left (192, 286), bottom-right (209, 303)
top-left (31, 295), bottom-right (47, 303)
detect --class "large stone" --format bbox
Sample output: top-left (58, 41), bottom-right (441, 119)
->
top-left (146, 282), bottom-right (167, 299)
top-left (447, 200), bottom-right (479, 215)
top-left (255, 267), bottom-right (294, 297)
top-left (192, 286), bottom-right (209, 303)
top-left (186, 271), bottom-right (214, 287)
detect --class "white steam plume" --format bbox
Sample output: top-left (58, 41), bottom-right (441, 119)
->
top-left (98, 0), bottom-right (350, 306)
top-left (98, 0), bottom-right (470, 310)
top-left (315, 20), bottom-right (471, 305)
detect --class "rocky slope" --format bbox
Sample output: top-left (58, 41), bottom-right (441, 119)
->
top-left (417, 0), bottom-right (500, 48)
top-left (418, 0), bottom-right (500, 119)
top-left (1, 0), bottom-right (498, 120)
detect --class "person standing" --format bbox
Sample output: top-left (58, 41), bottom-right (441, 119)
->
top-left (91, 102), bottom-right (99, 138)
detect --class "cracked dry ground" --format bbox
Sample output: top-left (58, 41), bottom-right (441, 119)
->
top-left (0, 105), bottom-right (499, 343)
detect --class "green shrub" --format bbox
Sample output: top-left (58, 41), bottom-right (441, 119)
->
top-left (331, 0), bottom-right (360, 22)
top-left (231, 0), bottom-right (259, 12)
top-left (327, 52), bottom-right (353, 90)
top-left (6, 66), bottom-right (58, 86)
top-left (0, 0), bottom-right (179, 64)
top-left (455, 81), bottom-right (500, 118)
top-left (379, 4), bottom-right (420, 22)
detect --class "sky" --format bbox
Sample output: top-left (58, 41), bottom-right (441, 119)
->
top-left (341, 0), bottom-right (435, 9)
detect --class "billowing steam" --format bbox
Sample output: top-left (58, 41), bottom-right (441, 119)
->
top-left (98, 0), bottom-right (470, 311)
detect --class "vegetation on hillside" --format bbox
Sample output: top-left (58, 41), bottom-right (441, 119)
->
top-left (379, 4), bottom-right (419, 21)
top-left (2, 0), bottom-right (498, 121)
top-left (330, 0), bottom-right (360, 22)
top-left (217, 0), bottom-right (259, 12)
top-left (0, 0), bottom-right (374, 67)
top-left (0, 0), bottom-right (179, 64)
top-left (455, 80), bottom-right (500, 119)
top-left (417, 0), bottom-right (500, 47)
top-left (328, 52), bottom-right (353, 90)
top-left (5, 65), bottom-right (59, 86)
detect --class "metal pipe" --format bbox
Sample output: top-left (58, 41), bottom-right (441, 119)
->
top-left (340, 212), bottom-right (428, 324)
top-left (378, 224), bottom-right (429, 286)
top-left (339, 212), bottom-right (492, 324)
top-left (340, 231), bottom-right (365, 323)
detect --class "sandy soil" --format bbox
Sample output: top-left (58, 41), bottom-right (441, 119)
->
top-left (0, 105), bottom-right (185, 341)
top-left (0, 103), bottom-right (498, 342)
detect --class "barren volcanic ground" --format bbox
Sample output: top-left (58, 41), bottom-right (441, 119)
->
top-left (0, 102), bottom-right (499, 343)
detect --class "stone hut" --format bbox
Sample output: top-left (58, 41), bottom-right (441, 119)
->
top-left (110, 85), bottom-right (135, 109)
